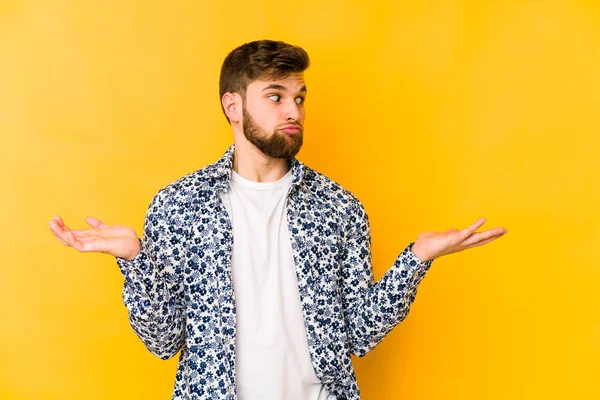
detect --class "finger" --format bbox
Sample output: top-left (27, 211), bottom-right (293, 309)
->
top-left (54, 215), bottom-right (65, 227)
top-left (445, 229), bottom-right (459, 234)
top-left (58, 228), bottom-right (100, 252)
top-left (52, 218), bottom-right (71, 232)
top-left (461, 228), bottom-right (507, 247)
top-left (71, 239), bottom-right (85, 252)
top-left (61, 224), bottom-right (77, 240)
top-left (50, 229), bottom-right (70, 246)
top-left (86, 216), bottom-right (109, 229)
top-left (50, 217), bottom-right (62, 229)
top-left (51, 220), bottom-right (79, 247)
top-left (57, 224), bottom-right (80, 248)
top-left (462, 233), bottom-right (505, 250)
top-left (71, 229), bottom-right (95, 238)
top-left (65, 230), bottom-right (82, 246)
top-left (50, 220), bottom-right (68, 237)
top-left (459, 218), bottom-right (486, 241)
top-left (50, 218), bottom-right (92, 249)
top-left (49, 222), bottom-right (70, 245)
top-left (74, 236), bottom-right (108, 253)
top-left (58, 229), bottom-right (78, 248)
top-left (61, 230), bottom-right (85, 251)
top-left (77, 237), bottom-right (107, 245)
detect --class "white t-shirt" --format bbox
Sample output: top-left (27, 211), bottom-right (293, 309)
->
top-left (219, 168), bottom-right (332, 400)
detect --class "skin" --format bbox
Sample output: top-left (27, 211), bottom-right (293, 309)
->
top-left (222, 71), bottom-right (307, 182)
top-left (49, 71), bottom-right (507, 262)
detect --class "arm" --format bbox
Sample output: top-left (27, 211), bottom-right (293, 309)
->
top-left (115, 190), bottom-right (186, 360)
top-left (340, 199), bottom-right (434, 358)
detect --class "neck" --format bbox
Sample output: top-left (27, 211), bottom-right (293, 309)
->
top-left (232, 135), bottom-right (290, 183)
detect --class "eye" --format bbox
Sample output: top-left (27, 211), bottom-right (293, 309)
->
top-left (295, 97), bottom-right (305, 105)
top-left (268, 94), bottom-right (280, 102)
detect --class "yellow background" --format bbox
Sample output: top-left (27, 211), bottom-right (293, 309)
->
top-left (2, 0), bottom-right (598, 398)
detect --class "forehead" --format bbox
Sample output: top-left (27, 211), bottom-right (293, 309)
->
top-left (247, 71), bottom-right (306, 93)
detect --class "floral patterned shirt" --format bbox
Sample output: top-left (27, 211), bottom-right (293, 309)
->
top-left (116, 143), bottom-right (435, 399)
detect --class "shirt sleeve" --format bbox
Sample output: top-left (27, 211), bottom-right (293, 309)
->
top-left (340, 198), bottom-right (434, 357)
top-left (115, 189), bottom-right (186, 360)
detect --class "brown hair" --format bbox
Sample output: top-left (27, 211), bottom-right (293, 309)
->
top-left (219, 40), bottom-right (310, 124)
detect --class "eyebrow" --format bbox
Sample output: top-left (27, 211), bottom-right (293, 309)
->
top-left (261, 84), bottom-right (307, 94)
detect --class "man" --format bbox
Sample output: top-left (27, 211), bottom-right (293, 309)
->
top-left (49, 40), bottom-right (507, 400)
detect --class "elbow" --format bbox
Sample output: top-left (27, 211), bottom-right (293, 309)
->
top-left (348, 335), bottom-right (376, 358)
top-left (346, 308), bottom-right (411, 358)
top-left (147, 333), bottom-right (185, 360)
top-left (346, 325), bottom-right (375, 358)
top-left (154, 348), bottom-right (180, 361)
top-left (129, 317), bottom-right (185, 361)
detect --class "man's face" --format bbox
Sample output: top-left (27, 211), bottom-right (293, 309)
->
top-left (241, 71), bottom-right (306, 159)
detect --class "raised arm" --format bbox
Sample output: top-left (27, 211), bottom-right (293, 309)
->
top-left (340, 200), bottom-right (507, 358)
top-left (340, 199), bottom-right (434, 358)
top-left (114, 190), bottom-right (187, 360)
top-left (49, 189), bottom-right (187, 360)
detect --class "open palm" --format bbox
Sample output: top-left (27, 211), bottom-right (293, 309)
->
top-left (412, 218), bottom-right (507, 262)
top-left (49, 216), bottom-right (140, 260)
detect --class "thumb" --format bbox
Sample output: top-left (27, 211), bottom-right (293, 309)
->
top-left (86, 216), bottom-right (109, 229)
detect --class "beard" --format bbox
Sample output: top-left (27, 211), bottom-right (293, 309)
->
top-left (242, 103), bottom-right (303, 159)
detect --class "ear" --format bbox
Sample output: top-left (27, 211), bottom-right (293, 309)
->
top-left (222, 92), bottom-right (242, 124)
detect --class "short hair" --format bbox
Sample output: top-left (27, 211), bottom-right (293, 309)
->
top-left (219, 40), bottom-right (310, 124)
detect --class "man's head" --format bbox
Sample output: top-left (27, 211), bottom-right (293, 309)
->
top-left (219, 40), bottom-right (310, 159)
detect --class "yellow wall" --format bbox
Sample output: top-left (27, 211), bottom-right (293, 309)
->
top-left (2, 0), bottom-right (598, 398)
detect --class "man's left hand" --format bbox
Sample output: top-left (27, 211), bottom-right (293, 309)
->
top-left (411, 218), bottom-right (507, 262)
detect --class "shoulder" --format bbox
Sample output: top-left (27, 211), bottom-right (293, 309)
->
top-left (147, 162), bottom-right (218, 212)
top-left (301, 165), bottom-right (366, 218)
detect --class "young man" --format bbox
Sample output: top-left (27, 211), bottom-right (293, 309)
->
top-left (49, 40), bottom-right (507, 400)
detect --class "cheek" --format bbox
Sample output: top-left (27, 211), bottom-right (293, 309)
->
top-left (254, 113), bottom-right (276, 133)
top-left (245, 106), bottom-right (266, 126)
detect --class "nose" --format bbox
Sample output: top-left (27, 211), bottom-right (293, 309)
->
top-left (284, 99), bottom-right (302, 122)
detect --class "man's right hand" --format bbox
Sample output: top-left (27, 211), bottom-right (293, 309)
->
top-left (49, 215), bottom-right (141, 261)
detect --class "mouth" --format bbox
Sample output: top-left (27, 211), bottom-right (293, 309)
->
top-left (279, 126), bottom-right (302, 135)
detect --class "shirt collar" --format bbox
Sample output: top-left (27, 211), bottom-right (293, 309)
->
top-left (206, 142), bottom-right (306, 193)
